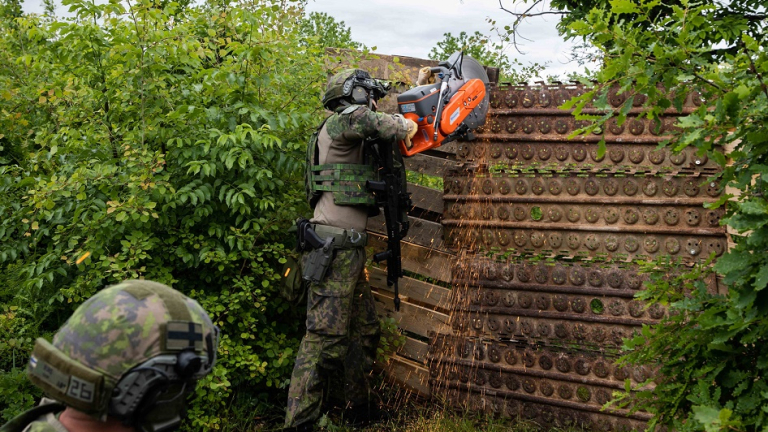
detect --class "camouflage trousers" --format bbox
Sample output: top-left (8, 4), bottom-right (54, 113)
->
top-left (284, 247), bottom-right (381, 428)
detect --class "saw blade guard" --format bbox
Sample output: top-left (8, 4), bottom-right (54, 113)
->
top-left (397, 52), bottom-right (490, 157)
top-left (443, 52), bottom-right (490, 131)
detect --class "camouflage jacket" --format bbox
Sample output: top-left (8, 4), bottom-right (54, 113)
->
top-left (311, 105), bottom-right (410, 232)
top-left (0, 400), bottom-right (67, 432)
top-left (21, 414), bottom-right (66, 432)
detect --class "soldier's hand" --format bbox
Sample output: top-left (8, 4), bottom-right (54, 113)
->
top-left (403, 118), bottom-right (418, 150)
top-left (417, 67), bottom-right (435, 86)
top-left (405, 118), bottom-right (418, 139)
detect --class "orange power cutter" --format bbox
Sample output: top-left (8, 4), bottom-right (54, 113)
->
top-left (396, 52), bottom-right (490, 157)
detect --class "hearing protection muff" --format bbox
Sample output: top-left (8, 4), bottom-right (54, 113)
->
top-left (350, 86), bottom-right (370, 106)
top-left (341, 69), bottom-right (391, 107)
top-left (28, 324), bottom-right (219, 432)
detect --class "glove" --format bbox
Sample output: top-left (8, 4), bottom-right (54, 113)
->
top-left (399, 116), bottom-right (419, 150)
top-left (406, 118), bottom-right (418, 139)
top-left (417, 66), bottom-right (435, 86)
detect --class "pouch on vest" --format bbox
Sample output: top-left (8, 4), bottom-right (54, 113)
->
top-left (305, 112), bottom-right (377, 209)
top-left (280, 256), bottom-right (305, 305)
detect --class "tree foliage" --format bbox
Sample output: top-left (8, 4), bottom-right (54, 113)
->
top-left (298, 11), bottom-right (361, 50)
top-left (0, 0), bottom-right (362, 428)
top-left (551, 0), bottom-right (768, 430)
top-left (429, 31), bottom-right (512, 72)
top-left (428, 30), bottom-right (546, 83)
top-left (0, 0), bottom-right (21, 20)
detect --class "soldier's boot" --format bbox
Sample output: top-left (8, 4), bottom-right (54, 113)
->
top-left (343, 403), bottom-right (392, 428)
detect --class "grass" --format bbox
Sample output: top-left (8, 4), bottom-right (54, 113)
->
top-left (212, 379), bottom-right (589, 432)
top-left (312, 408), bottom-right (573, 432)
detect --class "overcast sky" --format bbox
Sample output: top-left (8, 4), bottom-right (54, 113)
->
top-left (304, 0), bottom-right (584, 79)
top-left (22, 0), bottom-right (584, 79)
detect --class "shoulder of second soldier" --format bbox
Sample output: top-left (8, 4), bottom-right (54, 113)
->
top-left (335, 105), bottom-right (393, 121)
top-left (22, 419), bottom-right (61, 432)
top-left (324, 106), bottom-right (404, 139)
top-left (348, 106), bottom-right (405, 131)
top-left (325, 105), bottom-right (378, 128)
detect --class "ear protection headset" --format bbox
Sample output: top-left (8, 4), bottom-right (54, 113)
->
top-left (26, 281), bottom-right (219, 432)
top-left (28, 326), bottom-right (218, 432)
top-left (342, 70), bottom-right (391, 108)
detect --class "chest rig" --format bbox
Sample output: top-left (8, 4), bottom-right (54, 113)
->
top-left (305, 105), bottom-right (378, 209)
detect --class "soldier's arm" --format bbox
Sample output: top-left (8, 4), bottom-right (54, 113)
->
top-left (343, 107), bottom-right (410, 144)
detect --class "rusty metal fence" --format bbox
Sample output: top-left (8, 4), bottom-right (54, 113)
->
top-left (426, 82), bottom-right (726, 430)
top-left (351, 52), bottom-right (727, 430)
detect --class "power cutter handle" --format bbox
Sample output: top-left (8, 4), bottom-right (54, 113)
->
top-left (430, 66), bottom-right (449, 75)
top-left (431, 76), bottom-right (451, 142)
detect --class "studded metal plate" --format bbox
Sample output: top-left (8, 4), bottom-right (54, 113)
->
top-left (450, 257), bottom-right (720, 295)
top-left (452, 260), bottom-right (650, 293)
top-left (475, 83), bottom-right (710, 176)
top-left (444, 203), bottom-right (724, 233)
top-left (476, 115), bottom-right (680, 138)
top-left (442, 172), bottom-right (725, 261)
top-left (437, 389), bottom-right (649, 432)
top-left (444, 174), bottom-right (723, 201)
top-left (449, 309), bottom-right (645, 346)
top-left (429, 335), bottom-right (653, 430)
top-left (436, 83), bottom-right (723, 428)
top-left (445, 227), bottom-right (726, 261)
top-left (486, 83), bottom-right (701, 113)
top-left (430, 335), bottom-right (656, 386)
top-left (458, 141), bottom-right (718, 175)
top-left (451, 288), bottom-right (663, 321)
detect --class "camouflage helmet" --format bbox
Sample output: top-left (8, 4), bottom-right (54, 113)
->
top-left (322, 68), bottom-right (390, 111)
top-left (27, 280), bottom-right (218, 432)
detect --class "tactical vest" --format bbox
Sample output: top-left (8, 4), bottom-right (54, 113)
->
top-left (305, 106), bottom-right (377, 209)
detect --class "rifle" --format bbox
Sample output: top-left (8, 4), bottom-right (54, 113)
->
top-left (366, 135), bottom-right (411, 312)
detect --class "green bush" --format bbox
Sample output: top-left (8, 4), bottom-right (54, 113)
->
top-left (0, 0), bottom-right (359, 427)
top-left (560, 0), bottom-right (768, 430)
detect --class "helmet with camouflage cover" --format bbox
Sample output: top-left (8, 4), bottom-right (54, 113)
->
top-left (26, 280), bottom-right (219, 432)
top-left (322, 68), bottom-right (390, 111)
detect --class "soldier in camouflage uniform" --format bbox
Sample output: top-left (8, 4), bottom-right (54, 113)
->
top-left (284, 69), bottom-right (417, 431)
top-left (0, 280), bottom-right (218, 432)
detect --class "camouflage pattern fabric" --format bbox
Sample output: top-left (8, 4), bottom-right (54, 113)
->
top-left (53, 280), bottom-right (215, 382)
top-left (324, 105), bottom-right (410, 146)
top-left (310, 105), bottom-right (410, 232)
top-left (322, 69), bottom-right (358, 109)
top-left (21, 414), bottom-right (64, 432)
top-left (285, 247), bottom-right (380, 428)
top-left (0, 399), bottom-right (64, 432)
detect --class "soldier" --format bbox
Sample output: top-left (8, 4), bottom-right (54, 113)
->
top-left (285, 69), bottom-right (417, 432)
top-left (0, 280), bottom-right (219, 432)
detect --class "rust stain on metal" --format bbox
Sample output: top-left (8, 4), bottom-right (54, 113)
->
top-left (430, 83), bottom-right (725, 431)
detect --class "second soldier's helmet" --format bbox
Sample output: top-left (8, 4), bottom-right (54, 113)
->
top-left (322, 68), bottom-right (390, 111)
top-left (27, 280), bottom-right (219, 432)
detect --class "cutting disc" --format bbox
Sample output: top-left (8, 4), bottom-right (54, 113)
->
top-left (445, 52), bottom-right (490, 130)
